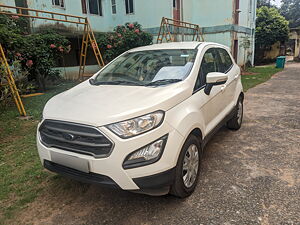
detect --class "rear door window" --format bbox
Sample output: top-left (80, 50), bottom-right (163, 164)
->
top-left (215, 48), bottom-right (233, 73)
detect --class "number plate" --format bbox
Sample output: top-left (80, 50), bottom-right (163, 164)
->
top-left (50, 151), bottom-right (89, 173)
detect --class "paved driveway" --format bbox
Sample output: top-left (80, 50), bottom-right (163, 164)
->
top-left (18, 63), bottom-right (300, 225)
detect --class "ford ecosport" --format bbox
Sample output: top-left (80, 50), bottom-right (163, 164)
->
top-left (37, 42), bottom-right (244, 198)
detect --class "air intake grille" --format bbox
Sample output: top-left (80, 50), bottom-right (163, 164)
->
top-left (39, 120), bottom-right (113, 158)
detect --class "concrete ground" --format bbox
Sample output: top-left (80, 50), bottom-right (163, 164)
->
top-left (17, 63), bottom-right (300, 225)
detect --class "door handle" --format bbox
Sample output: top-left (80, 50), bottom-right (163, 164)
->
top-left (234, 74), bottom-right (239, 79)
top-left (221, 84), bottom-right (226, 91)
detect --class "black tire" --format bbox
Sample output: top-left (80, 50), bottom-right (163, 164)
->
top-left (227, 96), bottom-right (243, 130)
top-left (170, 135), bottom-right (201, 198)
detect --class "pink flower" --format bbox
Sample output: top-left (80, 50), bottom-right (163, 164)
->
top-left (50, 44), bottom-right (56, 49)
top-left (58, 46), bottom-right (64, 52)
top-left (123, 29), bottom-right (127, 33)
top-left (107, 44), bottom-right (112, 49)
top-left (15, 52), bottom-right (21, 57)
top-left (117, 33), bottom-right (122, 38)
top-left (12, 15), bottom-right (19, 19)
top-left (134, 29), bottom-right (140, 33)
top-left (128, 23), bottom-right (134, 29)
top-left (26, 60), bottom-right (33, 67)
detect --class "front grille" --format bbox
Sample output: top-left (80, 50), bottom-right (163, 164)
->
top-left (39, 120), bottom-right (114, 158)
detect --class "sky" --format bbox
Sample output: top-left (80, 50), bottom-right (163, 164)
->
top-left (273, 0), bottom-right (282, 6)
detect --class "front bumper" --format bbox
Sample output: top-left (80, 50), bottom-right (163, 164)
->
top-left (37, 119), bottom-right (184, 190)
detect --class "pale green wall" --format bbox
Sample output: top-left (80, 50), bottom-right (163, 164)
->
top-left (183, 0), bottom-right (233, 27)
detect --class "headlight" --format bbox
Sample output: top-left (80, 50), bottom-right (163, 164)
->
top-left (106, 111), bottom-right (164, 138)
top-left (123, 135), bottom-right (168, 169)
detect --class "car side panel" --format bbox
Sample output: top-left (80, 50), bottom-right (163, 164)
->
top-left (164, 89), bottom-right (206, 144)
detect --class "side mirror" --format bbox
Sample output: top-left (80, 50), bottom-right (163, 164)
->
top-left (204, 72), bottom-right (228, 95)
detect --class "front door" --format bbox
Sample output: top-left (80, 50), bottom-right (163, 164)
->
top-left (194, 47), bottom-right (226, 136)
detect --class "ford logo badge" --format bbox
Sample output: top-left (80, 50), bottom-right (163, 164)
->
top-left (63, 133), bottom-right (75, 141)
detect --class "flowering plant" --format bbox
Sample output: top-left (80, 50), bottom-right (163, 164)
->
top-left (0, 14), bottom-right (70, 91)
top-left (96, 22), bottom-right (152, 62)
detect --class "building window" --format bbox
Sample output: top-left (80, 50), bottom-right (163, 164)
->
top-left (88, 0), bottom-right (103, 16)
top-left (52, 0), bottom-right (64, 7)
top-left (111, 0), bottom-right (116, 14)
top-left (125, 0), bottom-right (134, 14)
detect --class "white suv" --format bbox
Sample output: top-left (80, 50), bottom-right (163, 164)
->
top-left (37, 42), bottom-right (243, 198)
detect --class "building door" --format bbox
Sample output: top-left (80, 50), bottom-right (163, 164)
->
top-left (15, 0), bottom-right (28, 14)
top-left (173, 0), bottom-right (181, 21)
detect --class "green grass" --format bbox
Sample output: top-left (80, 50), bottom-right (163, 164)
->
top-left (0, 81), bottom-right (77, 223)
top-left (0, 65), bottom-right (283, 223)
top-left (241, 65), bottom-right (283, 91)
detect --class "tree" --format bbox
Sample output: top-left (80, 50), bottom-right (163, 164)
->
top-left (280, 0), bottom-right (300, 28)
top-left (255, 6), bottom-right (289, 63)
top-left (255, 6), bottom-right (289, 49)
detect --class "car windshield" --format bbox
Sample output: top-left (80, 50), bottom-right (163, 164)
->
top-left (93, 49), bottom-right (198, 86)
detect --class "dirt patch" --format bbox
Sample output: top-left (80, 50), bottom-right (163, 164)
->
top-left (241, 71), bottom-right (259, 76)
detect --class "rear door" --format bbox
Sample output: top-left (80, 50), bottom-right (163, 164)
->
top-left (215, 48), bottom-right (238, 113)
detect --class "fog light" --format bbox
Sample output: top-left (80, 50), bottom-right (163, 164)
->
top-left (123, 135), bottom-right (168, 169)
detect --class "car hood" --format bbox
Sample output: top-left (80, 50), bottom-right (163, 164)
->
top-left (43, 81), bottom-right (191, 127)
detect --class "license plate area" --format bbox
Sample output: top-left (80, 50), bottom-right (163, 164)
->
top-left (50, 151), bottom-right (89, 173)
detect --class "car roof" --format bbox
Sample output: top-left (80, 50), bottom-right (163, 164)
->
top-left (128, 42), bottom-right (229, 52)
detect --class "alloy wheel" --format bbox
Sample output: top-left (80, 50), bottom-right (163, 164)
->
top-left (182, 144), bottom-right (199, 188)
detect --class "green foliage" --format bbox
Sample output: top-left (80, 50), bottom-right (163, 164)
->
top-left (255, 6), bottom-right (289, 49)
top-left (96, 22), bottom-right (153, 62)
top-left (21, 30), bottom-right (70, 91)
top-left (0, 14), bottom-right (70, 92)
top-left (280, 0), bottom-right (300, 28)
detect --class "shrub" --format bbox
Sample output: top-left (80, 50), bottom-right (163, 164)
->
top-left (96, 22), bottom-right (153, 62)
top-left (0, 14), bottom-right (70, 92)
top-left (21, 30), bottom-right (70, 91)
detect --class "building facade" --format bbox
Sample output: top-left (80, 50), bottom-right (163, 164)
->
top-left (288, 28), bottom-right (300, 60)
top-left (1, 0), bottom-right (257, 66)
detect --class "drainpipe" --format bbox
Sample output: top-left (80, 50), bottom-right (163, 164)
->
top-left (251, 0), bottom-right (257, 66)
top-left (180, 0), bottom-right (184, 21)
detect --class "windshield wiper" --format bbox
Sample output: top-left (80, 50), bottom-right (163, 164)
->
top-left (146, 79), bottom-right (182, 87)
top-left (90, 79), bottom-right (142, 86)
